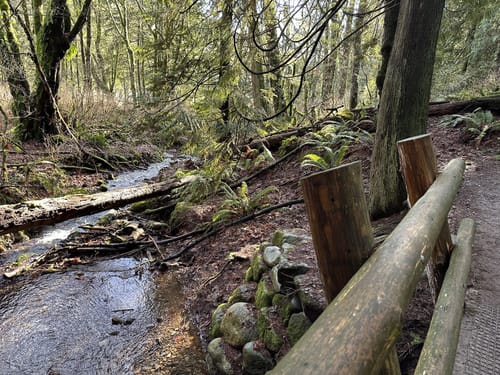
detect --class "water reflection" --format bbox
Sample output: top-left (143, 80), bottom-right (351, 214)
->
top-left (0, 154), bottom-right (189, 374)
top-left (0, 258), bottom-right (163, 374)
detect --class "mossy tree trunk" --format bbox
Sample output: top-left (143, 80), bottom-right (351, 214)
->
top-left (2, 0), bottom-right (91, 141)
top-left (369, 0), bottom-right (445, 219)
top-left (0, 0), bottom-right (31, 121)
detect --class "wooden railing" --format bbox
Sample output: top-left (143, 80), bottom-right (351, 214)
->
top-left (269, 135), bottom-right (475, 375)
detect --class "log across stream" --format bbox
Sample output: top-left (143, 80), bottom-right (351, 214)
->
top-left (0, 155), bottom-right (205, 374)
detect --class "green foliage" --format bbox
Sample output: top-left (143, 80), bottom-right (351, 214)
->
top-left (278, 135), bottom-right (301, 156)
top-left (174, 154), bottom-right (237, 204)
top-left (440, 108), bottom-right (500, 144)
top-left (212, 182), bottom-right (277, 224)
top-left (301, 144), bottom-right (348, 170)
top-left (300, 118), bottom-right (372, 171)
top-left (238, 145), bottom-right (275, 172)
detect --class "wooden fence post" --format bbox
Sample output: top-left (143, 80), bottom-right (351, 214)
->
top-left (397, 134), bottom-right (454, 302)
top-left (270, 158), bottom-right (465, 375)
top-left (301, 161), bottom-right (400, 374)
top-left (301, 161), bottom-right (373, 301)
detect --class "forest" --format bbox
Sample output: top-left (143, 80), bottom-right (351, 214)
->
top-left (0, 0), bottom-right (499, 374)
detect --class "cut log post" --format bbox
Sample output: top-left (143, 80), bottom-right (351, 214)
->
top-left (0, 176), bottom-right (194, 236)
top-left (301, 161), bottom-right (400, 374)
top-left (397, 134), bottom-right (454, 302)
top-left (414, 218), bottom-right (475, 375)
top-left (269, 158), bottom-right (465, 375)
top-left (301, 161), bottom-right (373, 301)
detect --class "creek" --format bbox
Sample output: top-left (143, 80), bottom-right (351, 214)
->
top-left (0, 155), bottom-right (201, 374)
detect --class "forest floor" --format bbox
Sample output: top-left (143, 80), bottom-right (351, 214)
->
top-left (1, 115), bottom-right (499, 374)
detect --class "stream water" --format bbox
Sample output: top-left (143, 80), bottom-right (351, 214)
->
top-left (0, 155), bottom-right (196, 374)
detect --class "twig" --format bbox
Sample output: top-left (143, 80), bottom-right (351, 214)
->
top-left (231, 143), bottom-right (309, 187)
top-left (161, 198), bottom-right (304, 261)
top-left (201, 260), bottom-right (232, 287)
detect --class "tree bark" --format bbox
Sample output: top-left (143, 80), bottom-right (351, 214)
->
top-left (301, 161), bottom-right (373, 302)
top-left (0, 176), bottom-right (193, 236)
top-left (369, 0), bottom-right (445, 219)
top-left (376, 0), bottom-right (400, 94)
top-left (0, 0), bottom-right (31, 121)
top-left (397, 134), bottom-right (453, 302)
top-left (348, 1), bottom-right (366, 109)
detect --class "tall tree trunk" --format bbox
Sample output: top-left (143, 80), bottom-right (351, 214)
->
top-left (369, 0), bottom-right (445, 218)
top-left (8, 0), bottom-right (92, 140)
top-left (218, 0), bottom-right (233, 132)
top-left (348, 1), bottom-right (366, 109)
top-left (29, 0), bottom-right (75, 139)
top-left (84, 6), bottom-right (92, 90)
top-left (338, 0), bottom-right (353, 106)
top-left (248, 0), bottom-right (265, 113)
top-left (321, 17), bottom-right (339, 107)
top-left (0, 0), bottom-right (31, 121)
top-left (264, 0), bottom-right (285, 115)
top-left (376, 0), bottom-right (400, 95)
top-left (107, 0), bottom-right (136, 102)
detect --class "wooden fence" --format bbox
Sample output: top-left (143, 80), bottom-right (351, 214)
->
top-left (269, 134), bottom-right (475, 375)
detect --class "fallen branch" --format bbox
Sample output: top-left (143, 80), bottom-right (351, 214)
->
top-left (162, 198), bottom-right (304, 261)
top-left (232, 143), bottom-right (309, 188)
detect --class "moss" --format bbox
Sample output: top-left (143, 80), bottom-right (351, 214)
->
top-left (257, 307), bottom-right (284, 353)
top-left (255, 275), bottom-right (274, 309)
top-left (250, 254), bottom-right (268, 282)
top-left (227, 283), bottom-right (257, 304)
top-left (286, 312), bottom-right (311, 346)
top-left (209, 302), bottom-right (229, 339)
top-left (271, 230), bottom-right (284, 247)
top-left (272, 294), bottom-right (293, 325)
top-left (245, 267), bottom-right (253, 282)
top-left (129, 199), bottom-right (155, 213)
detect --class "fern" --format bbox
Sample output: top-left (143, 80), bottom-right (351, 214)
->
top-left (301, 144), bottom-right (348, 171)
top-left (440, 108), bottom-right (500, 145)
top-left (212, 182), bottom-right (278, 224)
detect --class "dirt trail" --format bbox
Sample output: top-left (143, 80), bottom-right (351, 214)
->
top-left (452, 155), bottom-right (500, 374)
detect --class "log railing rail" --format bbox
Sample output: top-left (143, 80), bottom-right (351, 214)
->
top-left (270, 156), bottom-right (471, 374)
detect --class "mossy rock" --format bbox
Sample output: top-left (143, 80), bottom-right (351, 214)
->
top-left (250, 254), bottom-right (268, 282)
top-left (129, 199), bottom-right (155, 213)
top-left (209, 302), bottom-right (230, 339)
top-left (242, 341), bottom-right (274, 375)
top-left (245, 267), bottom-right (254, 282)
top-left (282, 229), bottom-right (312, 244)
top-left (286, 312), bottom-right (311, 346)
top-left (271, 230), bottom-right (284, 247)
top-left (206, 337), bottom-right (241, 375)
top-left (294, 275), bottom-right (326, 322)
top-left (272, 294), bottom-right (293, 325)
top-left (255, 275), bottom-right (275, 309)
top-left (228, 283), bottom-right (257, 304)
top-left (220, 302), bottom-right (259, 348)
top-left (257, 307), bottom-right (286, 353)
top-left (96, 210), bottom-right (118, 225)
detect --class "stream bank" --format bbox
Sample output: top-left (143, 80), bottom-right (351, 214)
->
top-left (0, 155), bottom-right (206, 374)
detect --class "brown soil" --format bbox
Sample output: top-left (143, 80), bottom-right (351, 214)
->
top-left (2, 116), bottom-right (498, 374)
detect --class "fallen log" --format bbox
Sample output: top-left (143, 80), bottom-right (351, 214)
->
top-left (428, 95), bottom-right (500, 116)
top-left (0, 176), bottom-right (195, 236)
